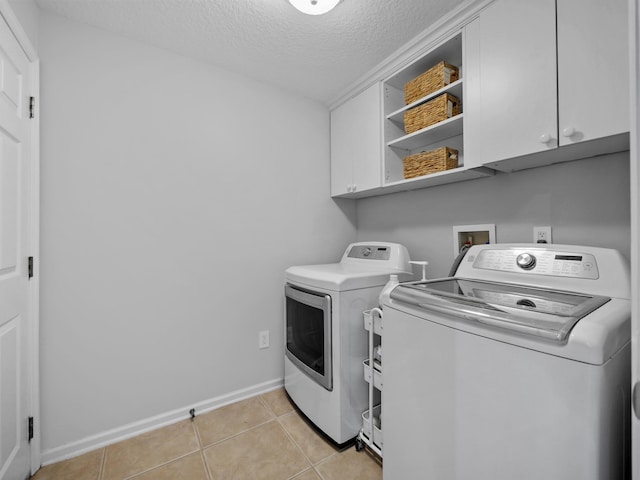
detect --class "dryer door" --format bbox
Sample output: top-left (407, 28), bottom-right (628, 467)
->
top-left (285, 285), bottom-right (332, 391)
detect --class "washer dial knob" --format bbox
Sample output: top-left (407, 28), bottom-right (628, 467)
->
top-left (516, 253), bottom-right (537, 270)
top-left (362, 247), bottom-right (372, 257)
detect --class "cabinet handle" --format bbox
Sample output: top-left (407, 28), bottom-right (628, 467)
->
top-left (561, 127), bottom-right (575, 137)
top-left (539, 133), bottom-right (552, 144)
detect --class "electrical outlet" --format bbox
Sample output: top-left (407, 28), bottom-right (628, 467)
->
top-left (259, 330), bottom-right (270, 349)
top-left (533, 226), bottom-right (552, 244)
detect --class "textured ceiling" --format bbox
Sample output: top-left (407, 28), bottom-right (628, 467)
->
top-left (34, 0), bottom-right (467, 105)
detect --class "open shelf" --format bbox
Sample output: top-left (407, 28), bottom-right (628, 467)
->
top-left (382, 165), bottom-right (494, 193)
top-left (382, 30), bottom-right (470, 191)
top-left (387, 114), bottom-right (463, 151)
top-left (386, 79), bottom-right (463, 125)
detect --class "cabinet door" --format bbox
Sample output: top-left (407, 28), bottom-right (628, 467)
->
top-left (330, 83), bottom-right (382, 197)
top-left (464, 0), bottom-right (557, 165)
top-left (557, 0), bottom-right (628, 146)
top-left (330, 98), bottom-right (354, 196)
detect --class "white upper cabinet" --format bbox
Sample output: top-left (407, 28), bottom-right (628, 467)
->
top-left (464, 0), bottom-right (558, 167)
top-left (330, 83), bottom-right (383, 197)
top-left (328, 0), bottom-right (630, 197)
top-left (330, 28), bottom-right (494, 199)
top-left (464, 0), bottom-right (629, 170)
top-left (557, 0), bottom-right (629, 146)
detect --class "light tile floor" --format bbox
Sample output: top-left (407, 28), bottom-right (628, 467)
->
top-left (31, 389), bottom-right (382, 480)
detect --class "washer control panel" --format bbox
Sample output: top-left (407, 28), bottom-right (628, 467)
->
top-left (472, 248), bottom-right (599, 279)
top-left (516, 253), bottom-right (537, 270)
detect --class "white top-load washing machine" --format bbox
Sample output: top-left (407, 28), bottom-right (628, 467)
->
top-left (382, 244), bottom-right (630, 480)
top-left (284, 242), bottom-right (412, 445)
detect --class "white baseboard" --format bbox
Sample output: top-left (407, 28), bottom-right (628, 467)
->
top-left (40, 377), bottom-right (284, 466)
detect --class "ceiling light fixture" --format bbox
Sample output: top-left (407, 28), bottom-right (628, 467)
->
top-left (288, 0), bottom-right (342, 15)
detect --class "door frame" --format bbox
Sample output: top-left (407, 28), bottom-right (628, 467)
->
top-left (631, 0), bottom-right (639, 479)
top-left (0, 0), bottom-right (40, 474)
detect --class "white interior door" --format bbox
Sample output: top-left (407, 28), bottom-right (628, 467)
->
top-left (631, 0), bottom-right (640, 478)
top-left (0, 10), bottom-right (35, 480)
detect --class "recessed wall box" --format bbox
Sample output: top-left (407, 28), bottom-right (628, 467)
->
top-left (452, 224), bottom-right (496, 257)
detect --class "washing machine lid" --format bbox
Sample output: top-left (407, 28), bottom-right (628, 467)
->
top-left (391, 278), bottom-right (610, 343)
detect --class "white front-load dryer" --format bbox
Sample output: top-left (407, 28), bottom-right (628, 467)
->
top-left (284, 242), bottom-right (412, 445)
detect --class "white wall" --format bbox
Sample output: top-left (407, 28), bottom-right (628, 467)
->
top-left (357, 152), bottom-right (631, 278)
top-left (8, 0), bottom-right (38, 49)
top-left (38, 11), bottom-right (356, 457)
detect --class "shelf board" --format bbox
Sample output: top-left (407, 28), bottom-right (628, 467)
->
top-left (387, 114), bottom-right (463, 151)
top-left (331, 166), bottom-right (495, 199)
top-left (383, 166), bottom-right (494, 193)
top-left (386, 79), bottom-right (463, 124)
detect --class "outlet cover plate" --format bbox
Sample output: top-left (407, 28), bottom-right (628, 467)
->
top-left (533, 226), bottom-right (552, 244)
top-left (259, 330), bottom-right (270, 349)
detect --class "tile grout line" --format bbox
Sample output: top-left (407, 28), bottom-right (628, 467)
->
top-left (194, 396), bottom-right (278, 451)
top-left (287, 466), bottom-right (324, 480)
top-left (261, 392), bottom-right (346, 479)
top-left (191, 417), bottom-right (204, 449)
top-left (196, 395), bottom-right (298, 479)
top-left (199, 448), bottom-right (213, 480)
top-left (313, 466), bottom-right (328, 480)
top-left (273, 409), bottom-right (343, 480)
top-left (190, 416), bottom-right (213, 480)
top-left (275, 409), bottom-right (342, 468)
top-left (198, 416), bottom-right (276, 449)
top-left (275, 415), bottom-right (315, 477)
top-left (310, 452), bottom-right (339, 480)
top-left (258, 393), bottom-right (326, 479)
top-left (120, 449), bottom-right (201, 480)
top-left (256, 394), bottom-right (277, 418)
top-left (98, 446), bottom-right (107, 480)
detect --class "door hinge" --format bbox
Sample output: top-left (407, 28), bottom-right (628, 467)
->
top-left (28, 256), bottom-right (33, 279)
top-left (29, 96), bottom-right (35, 119)
top-left (28, 416), bottom-right (34, 442)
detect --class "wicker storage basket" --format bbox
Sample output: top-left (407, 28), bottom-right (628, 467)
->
top-left (403, 147), bottom-right (458, 179)
top-left (404, 93), bottom-right (460, 134)
top-left (404, 61), bottom-right (459, 105)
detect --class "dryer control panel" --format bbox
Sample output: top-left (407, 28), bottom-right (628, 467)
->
top-left (470, 248), bottom-right (599, 279)
top-left (347, 244), bottom-right (391, 260)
